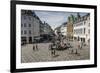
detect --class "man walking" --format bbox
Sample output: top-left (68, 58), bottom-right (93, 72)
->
top-left (50, 42), bottom-right (56, 57)
top-left (33, 44), bottom-right (38, 51)
top-left (36, 44), bottom-right (38, 50)
top-left (33, 44), bottom-right (35, 51)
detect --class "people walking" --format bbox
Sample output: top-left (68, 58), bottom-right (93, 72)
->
top-left (49, 43), bottom-right (53, 56)
top-left (50, 42), bottom-right (57, 57)
top-left (36, 44), bottom-right (38, 50)
top-left (33, 44), bottom-right (35, 51)
top-left (81, 41), bottom-right (84, 49)
top-left (33, 44), bottom-right (38, 51)
top-left (78, 41), bottom-right (83, 49)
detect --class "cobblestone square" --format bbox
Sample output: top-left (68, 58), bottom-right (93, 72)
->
top-left (21, 41), bottom-right (90, 63)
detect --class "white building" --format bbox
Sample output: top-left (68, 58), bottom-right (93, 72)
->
top-left (73, 13), bottom-right (90, 45)
top-left (21, 10), bottom-right (40, 44)
top-left (60, 22), bottom-right (67, 36)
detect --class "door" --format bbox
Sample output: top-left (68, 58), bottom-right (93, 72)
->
top-left (29, 37), bottom-right (32, 43)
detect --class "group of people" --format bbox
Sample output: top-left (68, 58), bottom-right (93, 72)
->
top-left (33, 44), bottom-right (38, 51)
top-left (78, 41), bottom-right (84, 49)
top-left (70, 41), bottom-right (84, 55)
top-left (49, 39), bottom-right (68, 57)
top-left (32, 37), bottom-right (85, 57)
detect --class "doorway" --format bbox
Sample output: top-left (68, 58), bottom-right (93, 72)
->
top-left (29, 37), bottom-right (32, 43)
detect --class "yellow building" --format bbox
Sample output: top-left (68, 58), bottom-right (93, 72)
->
top-left (67, 16), bottom-right (74, 40)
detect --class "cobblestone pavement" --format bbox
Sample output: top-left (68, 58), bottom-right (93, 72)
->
top-left (21, 41), bottom-right (90, 63)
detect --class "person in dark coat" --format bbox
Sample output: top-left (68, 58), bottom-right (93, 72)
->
top-left (36, 44), bottom-right (38, 50)
top-left (50, 43), bottom-right (54, 56)
top-left (33, 45), bottom-right (35, 51)
top-left (51, 43), bottom-right (56, 56)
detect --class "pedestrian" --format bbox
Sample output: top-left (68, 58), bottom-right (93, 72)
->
top-left (75, 49), bottom-right (78, 54)
top-left (71, 49), bottom-right (74, 54)
top-left (36, 44), bottom-right (38, 50)
top-left (50, 42), bottom-right (56, 57)
top-left (50, 43), bottom-right (54, 56)
top-left (78, 44), bottom-right (80, 49)
top-left (81, 42), bottom-right (83, 49)
top-left (80, 42), bottom-right (82, 49)
top-left (33, 44), bottom-right (35, 51)
top-left (53, 43), bottom-right (57, 56)
top-left (79, 41), bottom-right (83, 49)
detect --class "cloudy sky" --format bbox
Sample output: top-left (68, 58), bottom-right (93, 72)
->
top-left (34, 10), bottom-right (88, 30)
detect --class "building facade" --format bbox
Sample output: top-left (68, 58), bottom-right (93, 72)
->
top-left (60, 22), bottom-right (67, 37)
top-left (40, 21), bottom-right (54, 41)
top-left (73, 13), bottom-right (90, 45)
top-left (21, 10), bottom-right (40, 44)
top-left (67, 15), bottom-right (74, 40)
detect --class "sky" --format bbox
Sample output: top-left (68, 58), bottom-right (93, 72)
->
top-left (34, 10), bottom-right (88, 30)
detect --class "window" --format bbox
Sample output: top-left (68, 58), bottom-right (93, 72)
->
top-left (24, 16), bottom-right (26, 20)
top-left (24, 23), bottom-right (27, 27)
top-left (29, 24), bottom-right (31, 27)
top-left (21, 24), bottom-right (23, 27)
top-left (88, 23), bottom-right (90, 26)
top-left (84, 21), bottom-right (86, 25)
top-left (29, 30), bottom-right (31, 34)
top-left (24, 30), bottom-right (27, 34)
top-left (21, 30), bottom-right (23, 35)
top-left (84, 28), bottom-right (85, 34)
top-left (88, 30), bottom-right (90, 34)
top-left (29, 17), bottom-right (31, 20)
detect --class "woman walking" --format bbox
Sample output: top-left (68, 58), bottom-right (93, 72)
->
top-left (50, 42), bottom-right (56, 57)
